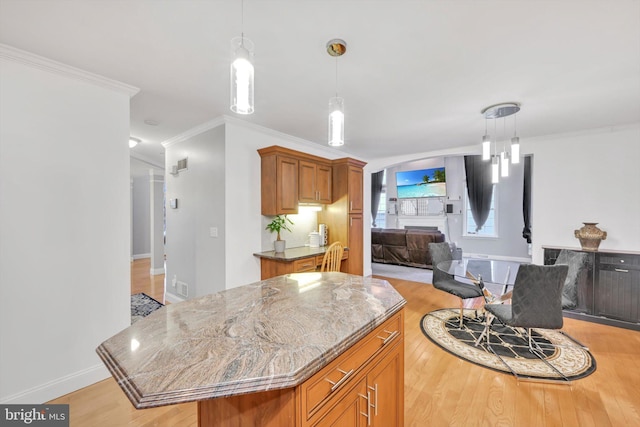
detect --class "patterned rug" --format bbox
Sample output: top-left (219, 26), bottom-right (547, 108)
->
top-left (421, 308), bottom-right (596, 381)
top-left (131, 293), bottom-right (164, 324)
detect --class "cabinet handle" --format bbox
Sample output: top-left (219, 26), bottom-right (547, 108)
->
top-left (377, 329), bottom-right (399, 346)
top-left (350, 201), bottom-right (353, 211)
top-left (368, 384), bottom-right (378, 416)
top-left (615, 268), bottom-right (629, 273)
top-left (358, 391), bottom-right (372, 426)
top-left (325, 368), bottom-right (354, 392)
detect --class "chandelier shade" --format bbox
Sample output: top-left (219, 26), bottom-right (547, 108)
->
top-left (328, 97), bottom-right (345, 146)
top-left (230, 36), bottom-right (254, 115)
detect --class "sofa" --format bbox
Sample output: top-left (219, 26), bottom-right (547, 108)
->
top-left (371, 228), bottom-right (446, 269)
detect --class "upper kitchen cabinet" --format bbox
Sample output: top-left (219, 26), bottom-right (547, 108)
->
top-left (333, 158), bottom-right (365, 214)
top-left (258, 147), bottom-right (299, 215)
top-left (299, 159), bottom-right (332, 204)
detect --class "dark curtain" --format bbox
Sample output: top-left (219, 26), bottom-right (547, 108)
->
top-left (371, 171), bottom-right (384, 227)
top-left (464, 155), bottom-right (494, 231)
top-left (522, 155), bottom-right (532, 243)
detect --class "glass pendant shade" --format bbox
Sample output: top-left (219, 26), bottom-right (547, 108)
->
top-left (511, 136), bottom-right (520, 164)
top-left (328, 97), bottom-right (344, 146)
top-left (500, 151), bottom-right (510, 177)
top-left (491, 156), bottom-right (500, 184)
top-left (230, 37), bottom-right (254, 115)
top-left (482, 135), bottom-right (491, 160)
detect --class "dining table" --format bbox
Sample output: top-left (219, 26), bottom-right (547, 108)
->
top-left (437, 258), bottom-right (523, 295)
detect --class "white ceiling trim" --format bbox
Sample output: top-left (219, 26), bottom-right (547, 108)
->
top-left (0, 43), bottom-right (139, 97)
top-left (161, 116), bottom-right (226, 148)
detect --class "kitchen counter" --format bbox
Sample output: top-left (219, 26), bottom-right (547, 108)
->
top-left (96, 272), bottom-right (405, 409)
top-left (253, 245), bottom-right (347, 261)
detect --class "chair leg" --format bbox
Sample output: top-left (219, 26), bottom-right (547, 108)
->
top-left (475, 312), bottom-right (494, 347)
top-left (523, 328), bottom-right (571, 383)
top-left (459, 303), bottom-right (464, 328)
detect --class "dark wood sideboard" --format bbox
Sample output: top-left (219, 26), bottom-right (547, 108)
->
top-left (544, 246), bottom-right (640, 331)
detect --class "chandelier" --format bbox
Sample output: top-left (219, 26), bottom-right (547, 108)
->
top-left (481, 102), bottom-right (521, 183)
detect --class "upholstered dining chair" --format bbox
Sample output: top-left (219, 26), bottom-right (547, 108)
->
top-left (320, 241), bottom-right (344, 272)
top-left (554, 249), bottom-right (589, 310)
top-left (480, 264), bottom-right (569, 378)
top-left (428, 242), bottom-right (484, 327)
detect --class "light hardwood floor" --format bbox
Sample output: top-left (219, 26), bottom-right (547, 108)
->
top-left (49, 259), bottom-right (640, 426)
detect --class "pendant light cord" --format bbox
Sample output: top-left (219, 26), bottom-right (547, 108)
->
top-left (335, 57), bottom-right (339, 98)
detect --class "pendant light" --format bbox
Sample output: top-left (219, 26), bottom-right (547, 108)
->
top-left (230, 0), bottom-right (254, 115)
top-left (327, 39), bottom-right (347, 147)
top-left (480, 102), bottom-right (521, 182)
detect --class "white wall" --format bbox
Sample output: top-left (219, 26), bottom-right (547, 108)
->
top-left (165, 126), bottom-right (226, 299)
top-left (131, 175), bottom-right (151, 258)
top-left (0, 46), bottom-right (136, 403)
top-left (527, 125), bottom-right (640, 263)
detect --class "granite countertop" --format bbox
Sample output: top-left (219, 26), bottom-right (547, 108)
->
top-left (253, 245), bottom-right (348, 261)
top-left (96, 272), bottom-right (405, 409)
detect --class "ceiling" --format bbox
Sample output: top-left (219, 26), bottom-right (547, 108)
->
top-left (2, 0), bottom-right (639, 174)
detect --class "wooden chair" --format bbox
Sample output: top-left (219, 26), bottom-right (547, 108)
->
top-left (320, 242), bottom-right (344, 272)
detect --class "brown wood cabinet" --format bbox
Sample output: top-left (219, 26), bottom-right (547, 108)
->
top-left (259, 254), bottom-right (350, 280)
top-left (318, 158), bottom-right (367, 275)
top-left (300, 159), bottom-right (332, 204)
top-left (197, 309), bottom-right (405, 427)
top-left (259, 149), bottom-right (299, 215)
top-left (259, 146), bottom-right (367, 276)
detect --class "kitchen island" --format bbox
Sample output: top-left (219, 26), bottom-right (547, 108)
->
top-left (97, 272), bottom-right (406, 426)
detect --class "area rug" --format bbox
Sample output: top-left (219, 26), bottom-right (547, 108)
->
top-left (421, 308), bottom-right (596, 381)
top-left (131, 293), bottom-right (164, 324)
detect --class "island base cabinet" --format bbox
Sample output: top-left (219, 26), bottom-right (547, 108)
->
top-left (198, 388), bottom-right (296, 427)
top-left (196, 310), bottom-right (404, 427)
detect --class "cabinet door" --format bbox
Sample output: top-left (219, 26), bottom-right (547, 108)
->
top-left (348, 166), bottom-right (363, 213)
top-left (278, 156), bottom-right (299, 214)
top-left (299, 160), bottom-right (318, 203)
top-left (367, 344), bottom-right (404, 427)
top-left (345, 215), bottom-right (363, 275)
top-left (317, 164), bottom-right (333, 203)
top-left (312, 379), bottom-right (367, 427)
top-left (595, 265), bottom-right (640, 322)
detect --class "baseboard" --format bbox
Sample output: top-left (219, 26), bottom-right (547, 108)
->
top-left (150, 267), bottom-right (165, 275)
top-left (164, 292), bottom-right (186, 304)
top-left (0, 364), bottom-right (110, 404)
top-left (132, 253), bottom-right (151, 260)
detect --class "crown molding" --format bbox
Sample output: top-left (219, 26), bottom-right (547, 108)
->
top-left (0, 43), bottom-right (139, 97)
top-left (160, 116), bottom-right (226, 148)
top-left (130, 152), bottom-right (165, 170)
top-left (161, 114), bottom-right (362, 161)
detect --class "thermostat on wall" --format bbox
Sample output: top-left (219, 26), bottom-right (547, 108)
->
top-left (170, 199), bottom-right (178, 209)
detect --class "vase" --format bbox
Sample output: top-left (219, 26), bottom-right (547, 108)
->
top-left (274, 240), bottom-right (286, 253)
top-left (574, 222), bottom-right (607, 251)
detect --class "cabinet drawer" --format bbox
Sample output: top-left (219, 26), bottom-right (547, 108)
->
top-left (293, 257), bottom-right (318, 272)
top-left (301, 311), bottom-right (403, 419)
top-left (598, 253), bottom-right (640, 269)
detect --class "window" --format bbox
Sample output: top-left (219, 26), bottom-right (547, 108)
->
top-left (464, 188), bottom-right (498, 237)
